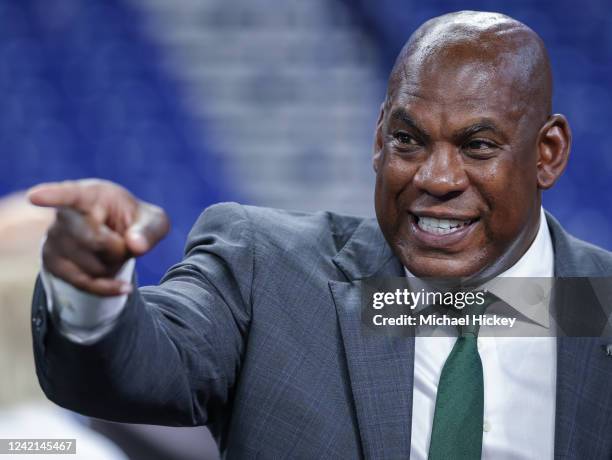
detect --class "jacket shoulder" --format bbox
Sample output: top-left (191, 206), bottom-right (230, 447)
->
top-left (547, 211), bottom-right (612, 276)
top-left (562, 233), bottom-right (612, 274)
top-left (198, 202), bottom-right (367, 254)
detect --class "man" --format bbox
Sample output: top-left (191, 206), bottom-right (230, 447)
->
top-left (29, 11), bottom-right (612, 459)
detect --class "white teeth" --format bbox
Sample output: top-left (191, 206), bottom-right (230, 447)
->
top-left (417, 216), bottom-right (471, 235)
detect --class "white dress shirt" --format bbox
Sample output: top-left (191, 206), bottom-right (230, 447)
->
top-left (408, 207), bottom-right (556, 459)
top-left (42, 208), bottom-right (556, 459)
top-left (40, 258), bottom-right (135, 344)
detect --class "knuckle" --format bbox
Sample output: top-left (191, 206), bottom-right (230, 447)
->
top-left (79, 178), bottom-right (103, 189)
top-left (82, 228), bottom-right (103, 250)
top-left (70, 272), bottom-right (91, 291)
top-left (85, 178), bottom-right (122, 194)
top-left (88, 234), bottom-right (105, 252)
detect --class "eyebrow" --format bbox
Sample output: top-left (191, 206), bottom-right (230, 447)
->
top-left (389, 108), bottom-right (431, 142)
top-left (452, 119), bottom-right (504, 142)
top-left (390, 109), bottom-right (505, 144)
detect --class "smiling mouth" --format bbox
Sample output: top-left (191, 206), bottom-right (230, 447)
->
top-left (416, 216), bottom-right (477, 235)
top-left (408, 212), bottom-right (480, 248)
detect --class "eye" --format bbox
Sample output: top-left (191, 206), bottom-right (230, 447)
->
top-left (393, 131), bottom-right (419, 146)
top-left (464, 139), bottom-right (496, 151)
top-left (462, 139), bottom-right (501, 158)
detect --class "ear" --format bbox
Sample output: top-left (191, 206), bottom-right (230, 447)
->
top-left (536, 114), bottom-right (571, 189)
top-left (372, 102), bottom-right (385, 173)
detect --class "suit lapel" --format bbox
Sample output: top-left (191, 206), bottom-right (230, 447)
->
top-left (330, 219), bottom-right (414, 459)
top-left (547, 213), bottom-right (612, 458)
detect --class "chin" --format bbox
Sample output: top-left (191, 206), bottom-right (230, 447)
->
top-left (401, 251), bottom-right (487, 279)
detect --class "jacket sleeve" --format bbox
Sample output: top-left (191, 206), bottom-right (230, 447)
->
top-left (31, 202), bottom-right (254, 427)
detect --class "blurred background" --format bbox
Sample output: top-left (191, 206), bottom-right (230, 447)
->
top-left (0, 0), bottom-right (610, 458)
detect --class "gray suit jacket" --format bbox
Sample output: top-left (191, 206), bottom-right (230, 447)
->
top-left (32, 203), bottom-right (612, 459)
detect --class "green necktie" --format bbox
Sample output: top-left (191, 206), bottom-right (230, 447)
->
top-left (427, 294), bottom-right (496, 460)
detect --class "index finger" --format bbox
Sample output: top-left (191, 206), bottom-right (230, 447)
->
top-left (27, 181), bottom-right (97, 214)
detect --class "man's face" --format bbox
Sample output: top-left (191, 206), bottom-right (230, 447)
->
top-left (374, 57), bottom-right (543, 279)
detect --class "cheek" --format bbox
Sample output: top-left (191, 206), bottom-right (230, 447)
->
top-left (477, 156), bottom-right (539, 243)
top-left (375, 153), bottom-right (416, 222)
top-left (376, 153), bottom-right (418, 198)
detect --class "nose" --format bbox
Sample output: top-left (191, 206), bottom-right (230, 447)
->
top-left (412, 143), bottom-right (469, 198)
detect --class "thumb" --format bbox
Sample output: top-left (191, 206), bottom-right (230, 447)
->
top-left (125, 204), bottom-right (170, 256)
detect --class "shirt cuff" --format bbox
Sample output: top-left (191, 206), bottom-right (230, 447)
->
top-left (40, 257), bottom-right (136, 345)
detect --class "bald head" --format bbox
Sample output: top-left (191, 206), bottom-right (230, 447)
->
top-left (387, 11), bottom-right (552, 122)
top-left (374, 11), bottom-right (571, 279)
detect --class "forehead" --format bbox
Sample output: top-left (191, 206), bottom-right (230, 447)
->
top-left (390, 63), bottom-right (525, 126)
top-left (388, 42), bottom-right (535, 131)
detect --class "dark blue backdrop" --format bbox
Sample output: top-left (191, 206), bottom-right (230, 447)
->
top-left (0, 1), bottom-right (237, 285)
top-left (1, 0), bottom-right (610, 285)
